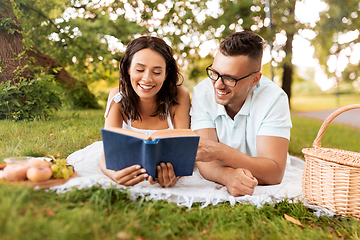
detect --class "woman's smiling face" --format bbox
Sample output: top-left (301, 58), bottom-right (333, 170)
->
top-left (128, 48), bottom-right (167, 100)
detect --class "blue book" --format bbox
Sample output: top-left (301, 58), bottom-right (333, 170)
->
top-left (101, 127), bottom-right (200, 178)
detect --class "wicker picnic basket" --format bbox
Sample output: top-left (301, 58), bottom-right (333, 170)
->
top-left (302, 104), bottom-right (360, 219)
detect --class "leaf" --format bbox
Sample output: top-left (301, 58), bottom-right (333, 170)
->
top-left (10, 99), bottom-right (21, 107)
top-left (116, 231), bottom-right (132, 239)
top-left (201, 228), bottom-right (208, 235)
top-left (284, 214), bottom-right (302, 226)
top-left (46, 208), bottom-right (55, 216)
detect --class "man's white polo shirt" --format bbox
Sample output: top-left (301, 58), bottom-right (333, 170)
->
top-left (190, 76), bottom-right (292, 158)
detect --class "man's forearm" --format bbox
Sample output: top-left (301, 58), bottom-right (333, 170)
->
top-left (197, 160), bottom-right (258, 196)
top-left (196, 160), bottom-right (230, 186)
top-left (203, 140), bottom-right (285, 185)
top-left (194, 129), bottom-right (287, 186)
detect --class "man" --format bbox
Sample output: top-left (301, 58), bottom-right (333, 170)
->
top-left (190, 31), bottom-right (292, 197)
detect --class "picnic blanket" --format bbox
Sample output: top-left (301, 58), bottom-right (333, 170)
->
top-left (50, 141), bottom-right (334, 216)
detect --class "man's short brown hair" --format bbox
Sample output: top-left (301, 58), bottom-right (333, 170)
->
top-left (220, 31), bottom-right (265, 64)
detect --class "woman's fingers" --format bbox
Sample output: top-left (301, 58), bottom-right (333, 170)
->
top-left (148, 175), bottom-right (158, 185)
top-left (156, 165), bottom-right (164, 186)
top-left (161, 163), bottom-right (170, 185)
top-left (121, 174), bottom-right (148, 186)
top-left (113, 165), bottom-right (148, 186)
top-left (114, 163), bottom-right (179, 187)
top-left (156, 163), bottom-right (178, 187)
top-left (166, 163), bottom-right (177, 186)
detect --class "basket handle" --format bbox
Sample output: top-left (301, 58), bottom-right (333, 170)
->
top-left (312, 104), bottom-right (360, 148)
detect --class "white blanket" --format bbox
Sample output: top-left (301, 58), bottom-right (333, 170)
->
top-left (50, 141), bottom-right (317, 210)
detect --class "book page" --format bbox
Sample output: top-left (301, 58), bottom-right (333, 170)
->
top-left (105, 127), bottom-right (150, 140)
top-left (149, 129), bottom-right (197, 140)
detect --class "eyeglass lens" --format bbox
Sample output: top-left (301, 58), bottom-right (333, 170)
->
top-left (207, 68), bottom-right (236, 87)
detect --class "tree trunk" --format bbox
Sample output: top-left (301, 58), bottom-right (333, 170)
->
top-left (281, 1), bottom-right (296, 108)
top-left (26, 46), bottom-right (100, 109)
top-left (26, 46), bottom-right (100, 108)
top-left (282, 32), bottom-right (294, 103)
top-left (0, 0), bottom-right (33, 83)
top-left (27, 46), bottom-right (81, 89)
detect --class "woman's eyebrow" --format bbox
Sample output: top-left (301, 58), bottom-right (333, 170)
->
top-left (134, 63), bottom-right (163, 69)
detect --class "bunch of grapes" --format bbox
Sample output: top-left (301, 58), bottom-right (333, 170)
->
top-left (49, 158), bottom-right (74, 180)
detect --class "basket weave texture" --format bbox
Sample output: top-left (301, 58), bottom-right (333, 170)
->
top-left (302, 104), bottom-right (360, 219)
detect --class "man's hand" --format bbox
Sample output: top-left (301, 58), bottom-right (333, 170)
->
top-left (149, 162), bottom-right (179, 187)
top-left (224, 167), bottom-right (258, 196)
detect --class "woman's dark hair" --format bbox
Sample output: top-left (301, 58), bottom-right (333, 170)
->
top-left (118, 36), bottom-right (182, 121)
top-left (220, 30), bottom-right (265, 63)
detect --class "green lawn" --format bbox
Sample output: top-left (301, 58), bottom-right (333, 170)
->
top-left (291, 93), bottom-right (360, 112)
top-left (1, 98), bottom-right (360, 239)
top-left (0, 110), bottom-right (104, 160)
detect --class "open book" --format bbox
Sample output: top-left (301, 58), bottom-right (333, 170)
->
top-left (101, 127), bottom-right (200, 178)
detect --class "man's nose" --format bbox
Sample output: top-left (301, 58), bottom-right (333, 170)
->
top-left (214, 77), bottom-right (226, 88)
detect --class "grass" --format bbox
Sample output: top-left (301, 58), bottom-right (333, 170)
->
top-left (291, 93), bottom-right (360, 112)
top-left (1, 96), bottom-right (360, 239)
top-left (0, 110), bottom-right (104, 160)
top-left (1, 183), bottom-right (359, 239)
top-left (290, 92), bottom-right (360, 158)
top-left (289, 115), bottom-right (360, 159)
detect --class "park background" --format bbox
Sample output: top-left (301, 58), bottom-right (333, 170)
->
top-left (1, 0), bottom-right (360, 239)
top-left (1, 0), bottom-right (360, 115)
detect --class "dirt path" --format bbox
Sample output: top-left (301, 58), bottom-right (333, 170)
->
top-left (292, 108), bottom-right (360, 130)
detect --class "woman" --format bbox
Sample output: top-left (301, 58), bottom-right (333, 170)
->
top-left (100, 36), bottom-right (191, 187)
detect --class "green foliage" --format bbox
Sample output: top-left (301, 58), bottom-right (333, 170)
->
top-left (7, 0), bottom-right (360, 111)
top-left (292, 80), bottom-right (323, 96)
top-left (0, 73), bottom-right (62, 121)
top-left (77, 61), bottom-right (119, 108)
top-left (65, 82), bottom-right (101, 110)
top-left (312, 0), bottom-right (360, 81)
top-left (7, 0), bottom-right (308, 109)
top-left (182, 55), bottom-right (213, 87)
top-left (0, 17), bottom-right (19, 34)
top-left (13, 0), bottom-right (145, 83)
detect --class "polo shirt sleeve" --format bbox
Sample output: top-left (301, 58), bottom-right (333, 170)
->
top-left (190, 80), bottom-right (216, 131)
top-left (257, 91), bottom-right (292, 140)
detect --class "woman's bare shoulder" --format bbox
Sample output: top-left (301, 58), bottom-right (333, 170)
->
top-left (172, 85), bottom-right (190, 128)
top-left (172, 85), bottom-right (190, 110)
top-left (176, 85), bottom-right (190, 100)
top-left (108, 87), bottom-right (120, 99)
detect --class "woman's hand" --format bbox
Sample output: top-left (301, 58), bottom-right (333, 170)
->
top-left (101, 152), bottom-right (147, 186)
top-left (112, 165), bottom-right (148, 186)
top-left (148, 162), bottom-right (179, 187)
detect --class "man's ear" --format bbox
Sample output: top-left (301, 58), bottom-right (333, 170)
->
top-left (251, 72), bottom-right (262, 87)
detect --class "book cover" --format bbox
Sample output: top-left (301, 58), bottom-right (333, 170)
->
top-left (101, 128), bottom-right (200, 178)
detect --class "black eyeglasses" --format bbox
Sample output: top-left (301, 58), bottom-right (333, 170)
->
top-left (206, 64), bottom-right (259, 87)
